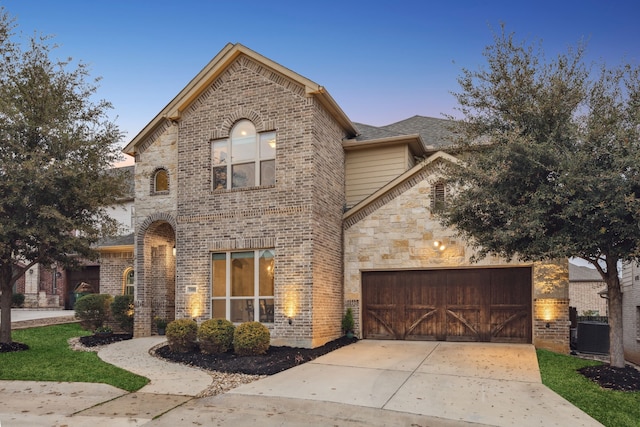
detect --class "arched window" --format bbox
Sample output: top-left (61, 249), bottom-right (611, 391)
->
top-left (431, 181), bottom-right (446, 213)
top-left (153, 168), bottom-right (169, 193)
top-left (123, 268), bottom-right (135, 296)
top-left (212, 120), bottom-right (276, 190)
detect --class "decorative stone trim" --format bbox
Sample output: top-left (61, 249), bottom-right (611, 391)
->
top-left (344, 168), bottom-right (431, 229)
top-left (137, 212), bottom-right (178, 240)
top-left (209, 237), bottom-right (277, 251)
top-left (136, 120), bottom-right (172, 156)
top-left (178, 204), bottom-right (309, 223)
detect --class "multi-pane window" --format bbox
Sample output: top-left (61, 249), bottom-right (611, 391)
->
top-left (123, 268), bottom-right (135, 296)
top-left (212, 120), bottom-right (276, 190)
top-left (431, 181), bottom-right (446, 213)
top-left (211, 249), bottom-right (275, 323)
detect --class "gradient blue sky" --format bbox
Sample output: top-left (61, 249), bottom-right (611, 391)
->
top-left (2, 0), bottom-right (640, 162)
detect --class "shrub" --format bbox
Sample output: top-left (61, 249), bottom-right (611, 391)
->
top-left (74, 294), bottom-right (113, 331)
top-left (165, 318), bottom-right (198, 353)
top-left (233, 321), bottom-right (270, 356)
top-left (111, 295), bottom-right (134, 333)
top-left (342, 307), bottom-right (354, 333)
top-left (198, 318), bottom-right (235, 354)
top-left (11, 293), bottom-right (25, 308)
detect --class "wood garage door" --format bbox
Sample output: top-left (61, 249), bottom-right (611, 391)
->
top-left (362, 268), bottom-right (532, 343)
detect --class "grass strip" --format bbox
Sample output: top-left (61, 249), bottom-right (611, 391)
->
top-left (537, 349), bottom-right (640, 427)
top-left (0, 323), bottom-right (148, 392)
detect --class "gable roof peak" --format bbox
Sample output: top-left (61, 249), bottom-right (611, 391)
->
top-left (123, 43), bottom-right (356, 156)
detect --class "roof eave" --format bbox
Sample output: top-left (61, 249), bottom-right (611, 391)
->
top-left (343, 134), bottom-right (426, 156)
top-left (123, 43), bottom-right (357, 155)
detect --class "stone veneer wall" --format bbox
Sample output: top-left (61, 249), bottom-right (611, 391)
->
top-left (158, 54), bottom-right (349, 348)
top-left (344, 159), bottom-right (570, 352)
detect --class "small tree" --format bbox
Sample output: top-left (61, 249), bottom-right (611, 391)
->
top-left (74, 294), bottom-right (113, 331)
top-left (441, 26), bottom-right (640, 367)
top-left (0, 8), bottom-right (126, 344)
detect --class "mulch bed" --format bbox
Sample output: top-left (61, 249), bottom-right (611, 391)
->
top-left (578, 364), bottom-right (640, 392)
top-left (79, 333), bottom-right (133, 347)
top-left (155, 336), bottom-right (358, 376)
top-left (0, 342), bottom-right (29, 352)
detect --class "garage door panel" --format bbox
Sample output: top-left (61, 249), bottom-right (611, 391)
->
top-left (446, 308), bottom-right (482, 341)
top-left (362, 268), bottom-right (531, 343)
top-left (404, 304), bottom-right (440, 340)
top-left (490, 309), bottom-right (529, 342)
top-left (365, 305), bottom-right (399, 339)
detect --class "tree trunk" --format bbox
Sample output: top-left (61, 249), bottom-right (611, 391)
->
top-left (0, 264), bottom-right (14, 344)
top-left (602, 257), bottom-right (625, 368)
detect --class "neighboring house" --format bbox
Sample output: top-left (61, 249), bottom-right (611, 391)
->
top-left (97, 165), bottom-right (135, 299)
top-left (568, 262), bottom-right (607, 317)
top-left (621, 263), bottom-right (640, 364)
top-left (108, 43), bottom-right (569, 352)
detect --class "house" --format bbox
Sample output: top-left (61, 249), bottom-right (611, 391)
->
top-left (620, 263), bottom-right (640, 364)
top-left (109, 43), bottom-right (569, 352)
top-left (569, 262), bottom-right (607, 317)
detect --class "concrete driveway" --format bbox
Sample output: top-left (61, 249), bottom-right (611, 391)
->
top-left (152, 340), bottom-right (602, 427)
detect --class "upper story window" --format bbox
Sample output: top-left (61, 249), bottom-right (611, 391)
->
top-left (431, 181), bottom-right (446, 213)
top-left (212, 120), bottom-right (276, 190)
top-left (153, 168), bottom-right (169, 193)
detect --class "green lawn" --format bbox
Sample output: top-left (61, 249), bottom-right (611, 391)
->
top-left (537, 349), bottom-right (640, 427)
top-left (0, 323), bottom-right (148, 392)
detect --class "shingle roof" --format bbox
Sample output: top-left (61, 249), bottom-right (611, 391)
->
top-left (354, 115), bottom-right (456, 150)
top-left (98, 233), bottom-right (134, 248)
top-left (569, 262), bottom-right (603, 282)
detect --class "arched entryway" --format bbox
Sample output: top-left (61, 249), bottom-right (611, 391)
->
top-left (134, 213), bottom-right (176, 336)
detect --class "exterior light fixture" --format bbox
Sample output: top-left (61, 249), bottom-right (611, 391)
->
top-left (433, 240), bottom-right (446, 251)
top-left (172, 245), bottom-right (176, 256)
top-left (288, 317), bottom-right (293, 325)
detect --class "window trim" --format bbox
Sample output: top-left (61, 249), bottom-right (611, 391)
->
top-left (211, 249), bottom-right (275, 323)
top-left (123, 268), bottom-right (135, 296)
top-left (151, 167), bottom-right (170, 194)
top-left (212, 120), bottom-right (276, 190)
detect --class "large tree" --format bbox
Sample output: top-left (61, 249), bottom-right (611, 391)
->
top-left (0, 8), bottom-right (127, 343)
top-left (440, 27), bottom-right (640, 368)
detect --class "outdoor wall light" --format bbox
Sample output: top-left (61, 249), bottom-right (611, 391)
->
top-left (288, 317), bottom-right (293, 325)
top-left (433, 240), bottom-right (446, 251)
top-left (172, 245), bottom-right (176, 256)
top-left (545, 322), bottom-right (550, 328)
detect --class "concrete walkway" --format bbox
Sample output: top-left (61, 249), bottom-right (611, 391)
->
top-left (0, 315), bottom-right (604, 426)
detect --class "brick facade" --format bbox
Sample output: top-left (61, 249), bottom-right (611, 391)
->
top-left (569, 281), bottom-right (608, 316)
top-left (114, 43), bottom-right (571, 352)
top-left (129, 51), bottom-right (349, 347)
top-left (99, 252), bottom-right (134, 296)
